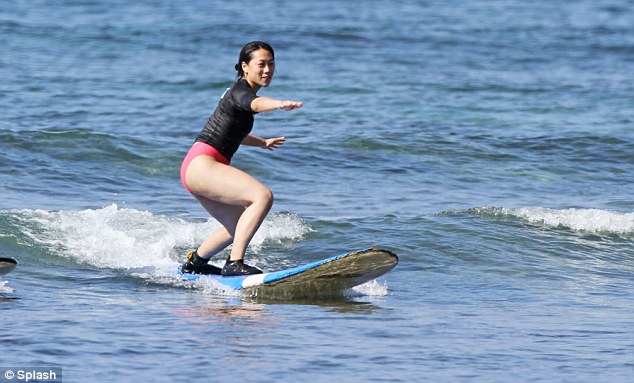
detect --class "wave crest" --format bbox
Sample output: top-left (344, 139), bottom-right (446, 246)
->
top-left (443, 206), bottom-right (634, 236)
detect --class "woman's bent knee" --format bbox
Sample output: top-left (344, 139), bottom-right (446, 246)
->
top-left (257, 187), bottom-right (274, 208)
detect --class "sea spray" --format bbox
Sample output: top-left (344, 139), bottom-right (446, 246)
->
top-left (4, 205), bottom-right (313, 274)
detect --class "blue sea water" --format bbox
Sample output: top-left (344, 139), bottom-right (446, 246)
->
top-left (1, 0), bottom-right (634, 382)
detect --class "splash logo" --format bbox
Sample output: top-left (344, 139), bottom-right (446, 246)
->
top-left (1, 367), bottom-right (62, 383)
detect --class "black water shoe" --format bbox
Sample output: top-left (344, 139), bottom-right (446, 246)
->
top-left (222, 259), bottom-right (263, 276)
top-left (181, 251), bottom-right (222, 275)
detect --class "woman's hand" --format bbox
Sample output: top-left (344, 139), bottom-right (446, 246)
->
top-left (242, 134), bottom-right (286, 150)
top-left (262, 136), bottom-right (286, 150)
top-left (278, 100), bottom-right (303, 111)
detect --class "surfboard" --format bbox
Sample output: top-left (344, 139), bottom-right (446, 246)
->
top-left (0, 258), bottom-right (17, 276)
top-left (180, 248), bottom-right (398, 298)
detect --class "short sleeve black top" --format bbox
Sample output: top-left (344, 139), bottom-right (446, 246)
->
top-left (195, 79), bottom-right (259, 162)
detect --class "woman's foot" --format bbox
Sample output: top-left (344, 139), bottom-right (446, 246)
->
top-left (222, 259), bottom-right (263, 276)
top-left (181, 251), bottom-right (222, 275)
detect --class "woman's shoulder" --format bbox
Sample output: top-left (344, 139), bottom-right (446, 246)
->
top-left (219, 79), bottom-right (257, 112)
top-left (221, 80), bottom-right (250, 98)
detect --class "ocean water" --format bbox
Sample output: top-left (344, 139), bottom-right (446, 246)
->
top-left (1, 0), bottom-right (633, 382)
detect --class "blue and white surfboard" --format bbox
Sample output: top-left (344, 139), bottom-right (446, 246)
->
top-left (180, 248), bottom-right (398, 298)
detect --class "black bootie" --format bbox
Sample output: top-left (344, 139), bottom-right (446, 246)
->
top-left (221, 259), bottom-right (263, 276)
top-left (181, 250), bottom-right (222, 275)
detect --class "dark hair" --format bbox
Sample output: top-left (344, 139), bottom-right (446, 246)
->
top-left (234, 41), bottom-right (275, 79)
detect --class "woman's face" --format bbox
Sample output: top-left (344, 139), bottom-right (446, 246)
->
top-left (242, 48), bottom-right (275, 90)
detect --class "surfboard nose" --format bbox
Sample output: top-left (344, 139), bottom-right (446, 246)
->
top-left (0, 257), bottom-right (18, 276)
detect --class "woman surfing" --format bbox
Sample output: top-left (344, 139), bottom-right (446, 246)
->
top-left (180, 41), bottom-right (302, 276)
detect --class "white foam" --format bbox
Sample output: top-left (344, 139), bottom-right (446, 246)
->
top-left (348, 279), bottom-right (389, 297)
top-left (470, 206), bottom-right (634, 235)
top-left (250, 212), bottom-right (313, 250)
top-left (0, 281), bottom-right (14, 294)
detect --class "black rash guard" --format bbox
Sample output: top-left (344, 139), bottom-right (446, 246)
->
top-left (195, 79), bottom-right (259, 162)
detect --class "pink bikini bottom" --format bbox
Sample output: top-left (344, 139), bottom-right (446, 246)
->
top-left (180, 142), bottom-right (229, 193)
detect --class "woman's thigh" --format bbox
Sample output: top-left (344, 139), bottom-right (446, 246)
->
top-left (185, 155), bottom-right (271, 207)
